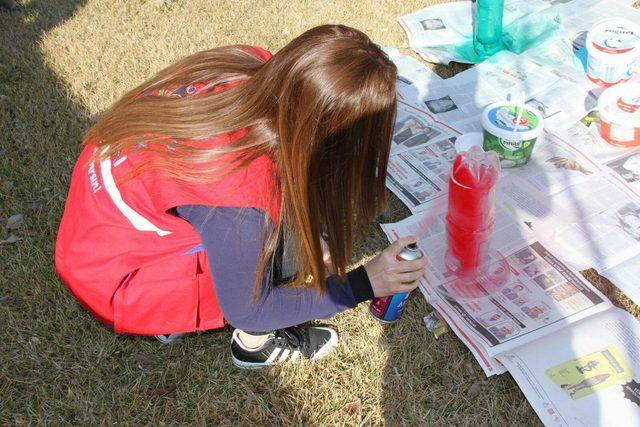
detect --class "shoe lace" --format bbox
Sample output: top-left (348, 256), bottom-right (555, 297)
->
top-left (274, 324), bottom-right (313, 357)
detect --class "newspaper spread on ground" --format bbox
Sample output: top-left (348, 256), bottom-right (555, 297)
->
top-left (386, 100), bottom-right (461, 212)
top-left (398, 0), bottom-right (640, 65)
top-left (389, 0), bottom-right (640, 305)
top-left (381, 200), bottom-right (612, 361)
top-left (497, 307), bottom-right (640, 427)
top-left (526, 174), bottom-right (640, 272)
top-left (389, 0), bottom-right (640, 422)
top-left (397, 0), bottom-right (550, 64)
top-left (381, 200), bottom-right (640, 427)
top-left (400, 49), bottom-right (561, 132)
top-left (601, 255), bottom-right (640, 306)
top-left (382, 47), bottom-right (444, 107)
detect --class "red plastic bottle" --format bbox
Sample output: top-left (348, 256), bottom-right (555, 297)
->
top-left (445, 146), bottom-right (500, 277)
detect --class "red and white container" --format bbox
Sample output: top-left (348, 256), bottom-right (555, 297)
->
top-left (598, 82), bottom-right (640, 147)
top-left (586, 19), bottom-right (640, 86)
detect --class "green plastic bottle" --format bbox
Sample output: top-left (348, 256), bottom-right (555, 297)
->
top-left (474, 0), bottom-right (504, 58)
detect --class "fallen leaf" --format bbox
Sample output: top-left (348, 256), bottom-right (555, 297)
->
top-left (133, 353), bottom-right (160, 365)
top-left (0, 295), bottom-right (19, 306)
top-left (24, 201), bottom-right (44, 212)
top-left (6, 214), bottom-right (23, 230)
top-left (467, 381), bottom-right (485, 398)
top-left (386, 406), bottom-right (398, 424)
top-left (465, 362), bottom-right (475, 376)
top-left (147, 384), bottom-right (176, 396)
top-left (40, 298), bottom-right (53, 314)
top-left (347, 397), bottom-right (362, 414)
top-left (0, 235), bottom-right (22, 244)
top-left (442, 375), bottom-right (454, 389)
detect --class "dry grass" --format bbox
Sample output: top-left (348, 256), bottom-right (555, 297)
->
top-left (1, 0), bottom-right (637, 425)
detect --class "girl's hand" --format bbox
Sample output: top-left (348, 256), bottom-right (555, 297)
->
top-left (320, 236), bottom-right (335, 275)
top-left (363, 236), bottom-right (427, 298)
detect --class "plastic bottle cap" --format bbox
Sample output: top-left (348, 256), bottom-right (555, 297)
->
top-left (455, 132), bottom-right (484, 153)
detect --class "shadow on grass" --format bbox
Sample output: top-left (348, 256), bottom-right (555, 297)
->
top-left (0, 2), bottom-right (301, 424)
top-left (1, 0), bottom-right (96, 422)
top-left (376, 295), bottom-right (540, 425)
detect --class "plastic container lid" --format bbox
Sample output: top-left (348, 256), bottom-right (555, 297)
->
top-left (598, 82), bottom-right (640, 129)
top-left (454, 132), bottom-right (484, 153)
top-left (586, 18), bottom-right (640, 61)
top-left (481, 102), bottom-right (544, 141)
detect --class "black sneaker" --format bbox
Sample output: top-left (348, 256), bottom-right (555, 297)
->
top-left (231, 325), bottom-right (338, 369)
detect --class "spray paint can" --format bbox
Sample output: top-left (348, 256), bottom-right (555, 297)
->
top-left (369, 243), bottom-right (425, 323)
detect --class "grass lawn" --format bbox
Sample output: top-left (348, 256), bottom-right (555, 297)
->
top-left (1, 0), bottom-right (638, 424)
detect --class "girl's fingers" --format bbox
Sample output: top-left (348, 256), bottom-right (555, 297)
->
top-left (391, 280), bottom-right (420, 293)
top-left (392, 257), bottom-right (427, 273)
top-left (396, 269), bottom-right (425, 283)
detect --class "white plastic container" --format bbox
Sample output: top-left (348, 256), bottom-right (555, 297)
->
top-left (586, 18), bottom-right (640, 86)
top-left (598, 82), bottom-right (640, 147)
top-left (481, 102), bottom-right (544, 167)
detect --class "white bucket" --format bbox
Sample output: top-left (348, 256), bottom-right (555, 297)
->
top-left (598, 82), bottom-right (640, 147)
top-left (586, 18), bottom-right (640, 86)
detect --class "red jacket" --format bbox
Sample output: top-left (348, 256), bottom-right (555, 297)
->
top-left (55, 46), bottom-right (279, 335)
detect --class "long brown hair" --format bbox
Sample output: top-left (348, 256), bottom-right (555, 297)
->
top-left (86, 24), bottom-right (397, 293)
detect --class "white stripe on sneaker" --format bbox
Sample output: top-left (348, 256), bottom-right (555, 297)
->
top-left (278, 349), bottom-right (290, 362)
top-left (309, 327), bottom-right (339, 361)
top-left (290, 351), bottom-right (301, 362)
top-left (265, 347), bottom-right (281, 365)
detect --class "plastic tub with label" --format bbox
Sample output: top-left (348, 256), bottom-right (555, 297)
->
top-left (586, 18), bottom-right (640, 86)
top-left (481, 102), bottom-right (544, 167)
top-left (598, 82), bottom-right (640, 147)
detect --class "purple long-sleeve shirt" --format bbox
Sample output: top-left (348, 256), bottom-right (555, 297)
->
top-left (176, 206), bottom-right (373, 332)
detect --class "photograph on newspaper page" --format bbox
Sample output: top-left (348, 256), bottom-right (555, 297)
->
top-left (386, 102), bottom-right (460, 212)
